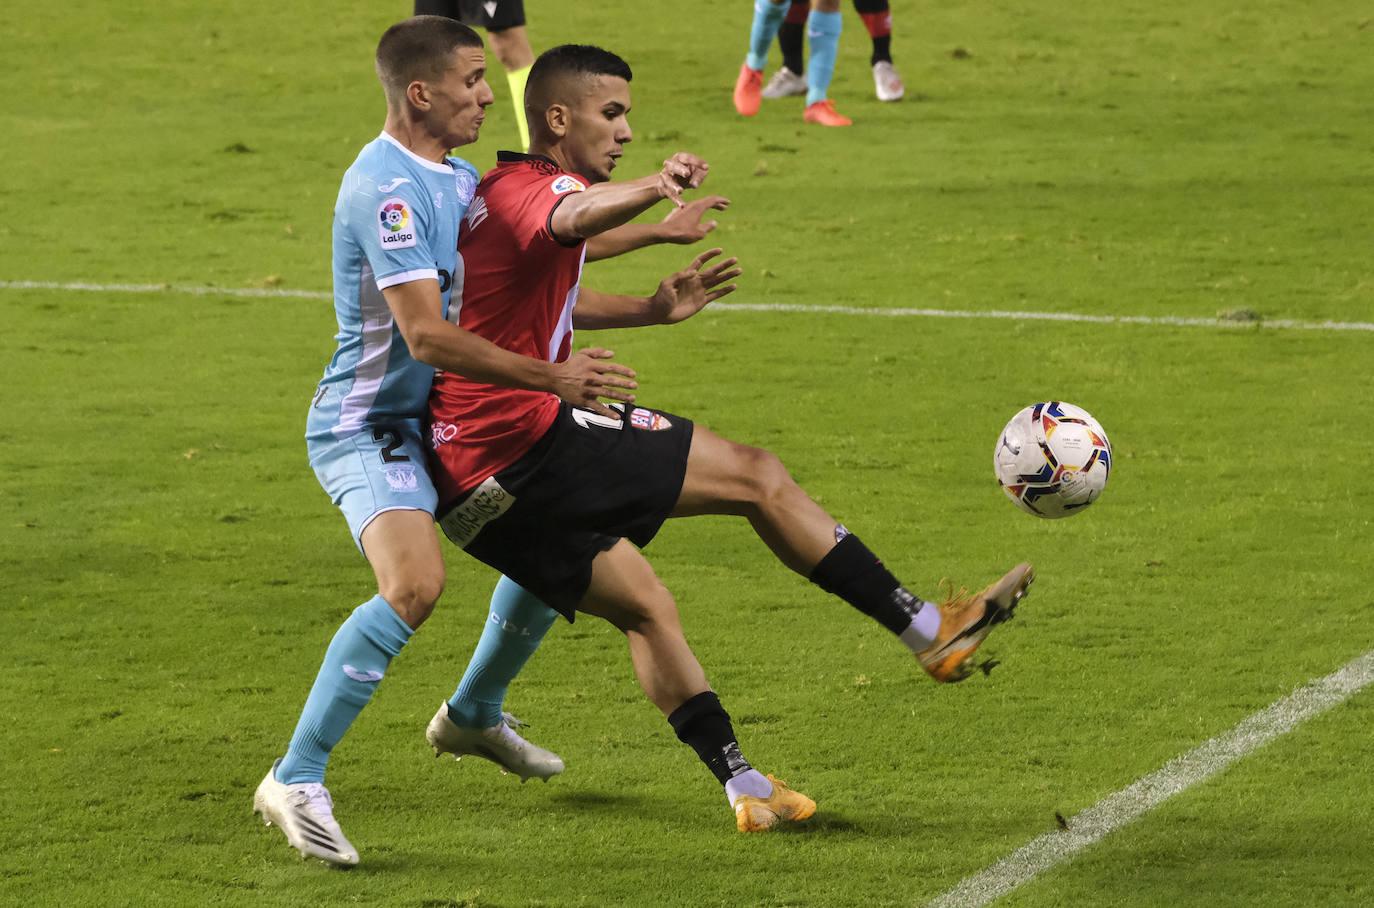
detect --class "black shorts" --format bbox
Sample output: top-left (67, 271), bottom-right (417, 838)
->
top-left (437, 403), bottom-right (695, 620)
top-left (414, 0), bottom-right (526, 32)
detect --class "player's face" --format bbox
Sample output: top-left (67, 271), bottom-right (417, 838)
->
top-left (428, 47), bottom-right (495, 148)
top-left (563, 75), bottom-right (633, 184)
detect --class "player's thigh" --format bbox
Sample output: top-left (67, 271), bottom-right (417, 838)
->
top-left (486, 25), bottom-right (534, 69)
top-left (360, 508), bottom-right (446, 618)
top-left (671, 423), bottom-right (787, 517)
top-left (576, 540), bottom-right (677, 632)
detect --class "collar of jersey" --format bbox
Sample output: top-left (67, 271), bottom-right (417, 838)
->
top-left (496, 151), bottom-right (558, 167)
top-left (378, 131), bottom-right (459, 175)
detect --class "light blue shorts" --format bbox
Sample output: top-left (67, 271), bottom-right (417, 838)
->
top-left (306, 405), bottom-right (437, 552)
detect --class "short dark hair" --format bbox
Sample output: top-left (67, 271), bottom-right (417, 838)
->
top-left (525, 44), bottom-right (633, 120)
top-left (375, 16), bottom-right (484, 104)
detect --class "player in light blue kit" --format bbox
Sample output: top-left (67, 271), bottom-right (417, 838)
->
top-left (251, 16), bottom-right (639, 867)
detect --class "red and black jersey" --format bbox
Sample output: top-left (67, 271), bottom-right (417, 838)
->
top-left (428, 153), bottom-right (591, 499)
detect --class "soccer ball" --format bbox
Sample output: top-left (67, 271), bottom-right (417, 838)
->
top-left (994, 402), bottom-right (1112, 518)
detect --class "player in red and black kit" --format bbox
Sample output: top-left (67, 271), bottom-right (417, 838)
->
top-left (427, 44), bottom-right (1035, 832)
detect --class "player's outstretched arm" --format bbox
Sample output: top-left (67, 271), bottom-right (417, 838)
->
top-left (585, 196), bottom-right (731, 262)
top-left (572, 249), bottom-right (741, 330)
top-left (385, 279), bottom-right (637, 418)
top-left (550, 153), bottom-right (713, 244)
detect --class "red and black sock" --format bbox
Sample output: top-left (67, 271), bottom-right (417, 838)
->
top-left (853, 0), bottom-right (894, 65)
top-left (668, 691), bottom-right (752, 786)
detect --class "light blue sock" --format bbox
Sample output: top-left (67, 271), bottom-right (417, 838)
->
top-left (746, 0), bottom-right (789, 71)
top-left (805, 9), bottom-right (843, 105)
top-left (447, 576), bottom-right (559, 729)
top-left (276, 595), bottom-right (413, 784)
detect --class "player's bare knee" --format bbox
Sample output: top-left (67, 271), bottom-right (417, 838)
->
top-left (379, 571), bottom-right (445, 628)
top-left (736, 444), bottom-right (798, 511)
top-left (600, 585), bottom-right (679, 636)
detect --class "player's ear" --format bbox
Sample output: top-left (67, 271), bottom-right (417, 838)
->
top-left (407, 79), bottom-right (431, 112)
top-left (544, 103), bottom-right (571, 138)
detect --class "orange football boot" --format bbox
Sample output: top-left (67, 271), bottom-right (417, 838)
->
top-left (733, 775), bottom-right (816, 832)
top-left (734, 63), bottom-right (764, 116)
top-left (917, 563), bottom-right (1034, 682)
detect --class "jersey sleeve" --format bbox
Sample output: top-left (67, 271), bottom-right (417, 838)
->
top-left (507, 171), bottom-right (588, 252)
top-left (340, 174), bottom-right (439, 290)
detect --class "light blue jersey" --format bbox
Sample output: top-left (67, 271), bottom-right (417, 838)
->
top-left (310, 131), bottom-right (479, 442)
top-left (306, 131), bottom-right (478, 546)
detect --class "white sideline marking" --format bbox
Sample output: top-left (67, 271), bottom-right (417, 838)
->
top-left (925, 648), bottom-right (1374, 908)
top-left (3, 280), bottom-right (1372, 333)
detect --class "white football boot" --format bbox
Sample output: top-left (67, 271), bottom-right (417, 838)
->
top-left (873, 60), bottom-right (905, 101)
top-left (761, 66), bottom-right (808, 98)
top-left (253, 759), bottom-right (359, 867)
top-left (426, 704), bottom-right (565, 781)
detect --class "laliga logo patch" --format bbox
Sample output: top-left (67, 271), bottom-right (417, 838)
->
top-left (377, 196), bottom-right (417, 248)
top-left (629, 407), bottom-right (672, 431)
top-left (550, 175), bottom-right (586, 195)
top-left (381, 462), bottom-right (419, 493)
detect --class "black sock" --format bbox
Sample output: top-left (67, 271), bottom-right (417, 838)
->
top-left (809, 531), bottom-right (922, 635)
top-left (870, 36), bottom-right (892, 66)
top-left (668, 691), bottom-right (751, 786)
top-left (778, 22), bottom-right (805, 75)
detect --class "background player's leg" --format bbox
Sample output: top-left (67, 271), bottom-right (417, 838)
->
top-left (576, 541), bottom-right (815, 831)
top-left (802, 0), bottom-right (851, 125)
top-left (735, 0), bottom-right (789, 115)
top-left (761, 0), bottom-right (810, 98)
top-left (853, 0), bottom-right (904, 100)
top-left (780, 0), bottom-right (808, 73)
top-left (485, 25), bottom-right (535, 150)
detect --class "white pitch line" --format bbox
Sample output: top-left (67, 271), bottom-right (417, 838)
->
top-left (926, 648), bottom-right (1374, 908)
top-left (0, 279), bottom-right (332, 300)
top-left (3, 280), bottom-right (1372, 333)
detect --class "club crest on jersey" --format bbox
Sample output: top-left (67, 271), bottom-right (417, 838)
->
top-left (550, 175), bottom-right (586, 195)
top-left (629, 407), bottom-right (672, 431)
top-left (381, 462), bottom-right (419, 493)
top-left (454, 168), bottom-right (477, 202)
top-left (377, 196), bottom-right (417, 248)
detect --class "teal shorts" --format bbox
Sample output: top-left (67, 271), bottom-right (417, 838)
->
top-left (306, 402), bottom-right (437, 552)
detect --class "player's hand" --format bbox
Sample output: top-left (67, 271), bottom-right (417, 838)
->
top-left (656, 153), bottom-right (711, 207)
top-left (648, 248), bottom-right (741, 324)
top-left (656, 196), bottom-right (730, 244)
top-left (551, 347), bottom-right (637, 419)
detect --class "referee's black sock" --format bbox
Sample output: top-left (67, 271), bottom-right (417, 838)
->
top-left (809, 530), bottom-right (934, 641)
top-left (668, 691), bottom-right (751, 786)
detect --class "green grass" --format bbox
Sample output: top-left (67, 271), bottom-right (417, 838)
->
top-left (3, 0), bottom-right (1373, 905)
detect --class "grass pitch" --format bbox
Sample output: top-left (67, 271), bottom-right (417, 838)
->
top-left (3, 1), bottom-right (1372, 906)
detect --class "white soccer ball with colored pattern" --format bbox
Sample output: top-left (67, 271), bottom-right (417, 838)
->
top-left (994, 402), bottom-right (1112, 518)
